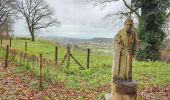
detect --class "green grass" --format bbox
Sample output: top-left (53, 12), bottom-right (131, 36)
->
top-left (0, 39), bottom-right (170, 98)
top-left (133, 61), bottom-right (170, 90)
top-left (1, 39), bottom-right (113, 68)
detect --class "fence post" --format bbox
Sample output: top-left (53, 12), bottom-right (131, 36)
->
top-left (87, 49), bottom-right (90, 68)
top-left (39, 53), bottom-right (43, 90)
top-left (1, 38), bottom-right (2, 45)
top-left (5, 45), bottom-right (9, 68)
top-left (66, 44), bottom-right (71, 69)
top-left (10, 38), bottom-right (11, 47)
top-left (55, 46), bottom-right (58, 65)
top-left (25, 42), bottom-right (27, 51)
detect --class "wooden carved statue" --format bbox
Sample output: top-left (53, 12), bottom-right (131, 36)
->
top-left (112, 17), bottom-right (138, 82)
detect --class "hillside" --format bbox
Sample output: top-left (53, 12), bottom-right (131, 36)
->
top-left (0, 39), bottom-right (170, 99)
top-left (38, 36), bottom-right (114, 54)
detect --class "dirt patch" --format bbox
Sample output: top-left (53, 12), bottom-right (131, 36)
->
top-left (139, 86), bottom-right (170, 100)
top-left (0, 61), bottom-right (110, 99)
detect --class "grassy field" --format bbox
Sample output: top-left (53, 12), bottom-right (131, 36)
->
top-left (0, 39), bottom-right (112, 67)
top-left (0, 39), bottom-right (170, 98)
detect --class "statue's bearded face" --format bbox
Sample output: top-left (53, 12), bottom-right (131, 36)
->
top-left (125, 22), bottom-right (133, 33)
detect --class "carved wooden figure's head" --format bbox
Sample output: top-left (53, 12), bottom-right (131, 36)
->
top-left (124, 18), bottom-right (133, 34)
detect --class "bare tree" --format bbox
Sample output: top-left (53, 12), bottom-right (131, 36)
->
top-left (14, 0), bottom-right (60, 41)
top-left (0, 17), bottom-right (14, 38)
top-left (0, 0), bottom-right (15, 27)
top-left (0, 0), bottom-right (16, 38)
top-left (90, 0), bottom-right (170, 25)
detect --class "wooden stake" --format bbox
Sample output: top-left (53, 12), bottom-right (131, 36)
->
top-left (87, 49), bottom-right (90, 68)
top-left (5, 45), bottom-right (9, 68)
top-left (66, 45), bottom-right (71, 69)
top-left (25, 42), bottom-right (27, 51)
top-left (39, 53), bottom-right (43, 90)
top-left (10, 38), bottom-right (11, 47)
top-left (55, 46), bottom-right (58, 65)
top-left (1, 38), bottom-right (2, 45)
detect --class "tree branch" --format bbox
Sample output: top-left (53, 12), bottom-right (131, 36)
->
top-left (122, 0), bottom-right (141, 18)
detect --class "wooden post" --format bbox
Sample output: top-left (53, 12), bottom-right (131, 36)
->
top-left (55, 46), bottom-right (58, 65)
top-left (66, 44), bottom-right (71, 69)
top-left (10, 38), bottom-right (11, 47)
top-left (39, 53), bottom-right (43, 90)
top-left (5, 45), bottom-right (9, 68)
top-left (87, 49), bottom-right (90, 68)
top-left (25, 42), bottom-right (27, 51)
top-left (1, 38), bottom-right (2, 45)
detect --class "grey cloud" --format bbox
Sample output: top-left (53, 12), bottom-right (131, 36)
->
top-left (14, 0), bottom-right (124, 38)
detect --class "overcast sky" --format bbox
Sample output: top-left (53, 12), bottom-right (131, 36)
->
top-left (14, 0), bottom-right (125, 39)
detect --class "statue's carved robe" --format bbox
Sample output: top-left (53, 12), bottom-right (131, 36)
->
top-left (113, 28), bottom-right (138, 81)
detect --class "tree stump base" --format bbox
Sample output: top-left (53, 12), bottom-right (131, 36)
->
top-left (112, 80), bottom-right (137, 100)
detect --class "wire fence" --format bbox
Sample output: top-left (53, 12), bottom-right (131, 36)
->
top-left (0, 38), bottom-right (113, 90)
top-left (0, 38), bottom-right (113, 69)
